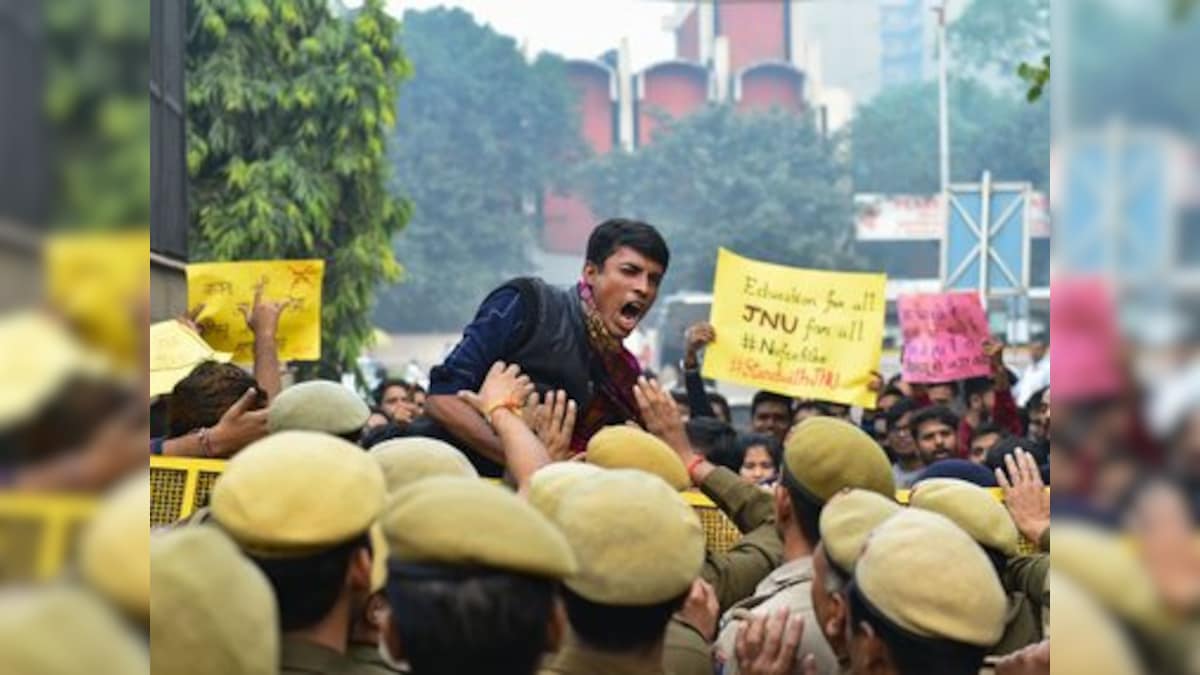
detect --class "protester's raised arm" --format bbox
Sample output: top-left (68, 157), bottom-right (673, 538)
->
top-left (240, 278), bottom-right (291, 403)
top-left (424, 395), bottom-right (507, 465)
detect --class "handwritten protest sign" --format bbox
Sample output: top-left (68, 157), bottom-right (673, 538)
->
top-left (898, 291), bottom-right (990, 383)
top-left (1050, 277), bottom-right (1122, 403)
top-left (186, 260), bottom-right (324, 363)
top-left (702, 248), bottom-right (886, 408)
top-left (45, 230), bottom-right (150, 371)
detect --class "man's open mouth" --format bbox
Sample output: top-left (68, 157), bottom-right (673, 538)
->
top-left (620, 300), bottom-right (646, 321)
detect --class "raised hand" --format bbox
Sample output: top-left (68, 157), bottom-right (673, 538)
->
top-left (533, 390), bottom-right (577, 462)
top-left (684, 322), bottom-right (717, 369)
top-left (674, 578), bottom-right (719, 642)
top-left (238, 277), bottom-right (293, 337)
top-left (632, 376), bottom-right (689, 455)
top-left (995, 448), bottom-right (1049, 545)
top-left (735, 609), bottom-right (813, 675)
top-left (458, 361), bottom-right (534, 424)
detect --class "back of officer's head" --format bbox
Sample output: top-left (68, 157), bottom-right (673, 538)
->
top-left (846, 509), bottom-right (1006, 675)
top-left (210, 431), bottom-right (385, 631)
top-left (779, 417), bottom-right (894, 545)
top-left (379, 476), bottom-right (577, 675)
top-left (552, 469), bottom-right (704, 652)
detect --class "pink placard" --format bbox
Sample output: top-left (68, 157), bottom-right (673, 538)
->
top-left (1050, 277), bottom-right (1123, 402)
top-left (899, 292), bottom-right (991, 383)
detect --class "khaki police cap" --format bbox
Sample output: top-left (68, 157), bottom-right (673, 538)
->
top-left (856, 509), bottom-right (1007, 647)
top-left (1052, 524), bottom-right (1168, 631)
top-left (818, 488), bottom-right (901, 575)
top-left (1050, 571), bottom-right (1144, 675)
top-left (0, 586), bottom-right (147, 675)
top-left (586, 425), bottom-right (690, 491)
top-left (528, 462), bottom-right (605, 520)
top-left (150, 526), bottom-right (278, 675)
top-left (783, 417), bottom-right (894, 503)
top-left (80, 472), bottom-right (150, 621)
top-left (554, 468), bottom-right (704, 605)
top-left (381, 476), bottom-right (577, 579)
top-left (369, 437), bottom-right (478, 496)
top-left (267, 380), bottom-right (370, 435)
top-left (909, 478), bottom-right (1021, 557)
top-left (211, 431), bottom-right (385, 556)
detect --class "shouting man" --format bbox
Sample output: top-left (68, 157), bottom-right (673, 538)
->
top-left (422, 219), bottom-right (669, 474)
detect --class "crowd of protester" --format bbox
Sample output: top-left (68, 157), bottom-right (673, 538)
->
top-left (3, 221), bottom-right (1199, 675)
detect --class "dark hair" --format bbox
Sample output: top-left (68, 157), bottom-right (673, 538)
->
top-left (670, 389), bottom-right (689, 406)
top-left (962, 377), bottom-right (994, 402)
top-left (1026, 387), bottom-right (1049, 412)
top-left (794, 399), bottom-right (822, 414)
top-left (360, 421), bottom-right (408, 449)
top-left (250, 534), bottom-right (369, 632)
top-left (708, 392), bottom-right (731, 422)
top-left (968, 423), bottom-right (1007, 446)
top-left (884, 398), bottom-right (923, 431)
top-left (737, 433), bottom-right (783, 471)
top-left (784, 479), bottom-right (824, 545)
top-left (926, 381), bottom-right (962, 398)
top-left (847, 583), bottom-right (987, 675)
top-left (877, 387), bottom-right (906, 408)
top-left (585, 219), bottom-right (670, 271)
top-left (751, 391), bottom-right (794, 417)
top-left (374, 379), bottom-right (411, 407)
top-left (386, 570), bottom-right (555, 675)
top-left (561, 586), bottom-right (684, 652)
top-left (686, 418), bottom-right (740, 471)
top-left (909, 406), bottom-right (960, 438)
top-left (984, 435), bottom-right (1047, 473)
top-left (167, 361), bottom-right (264, 438)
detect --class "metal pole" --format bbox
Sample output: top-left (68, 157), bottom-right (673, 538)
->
top-left (936, 4), bottom-right (950, 196)
top-left (980, 171), bottom-right (992, 306)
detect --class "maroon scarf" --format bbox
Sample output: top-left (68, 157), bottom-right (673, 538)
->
top-left (571, 281), bottom-right (644, 453)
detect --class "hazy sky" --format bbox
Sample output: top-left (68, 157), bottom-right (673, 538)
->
top-left (382, 0), bottom-right (681, 70)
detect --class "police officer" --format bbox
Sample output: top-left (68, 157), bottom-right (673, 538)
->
top-left (209, 431), bottom-right (389, 675)
top-left (347, 438), bottom-right (481, 673)
top-left (268, 380), bottom-right (371, 442)
top-left (151, 526), bottom-right (279, 675)
top-left (539, 469), bottom-right (706, 675)
top-left (711, 417), bottom-right (896, 675)
top-left (843, 509), bottom-right (1008, 675)
top-left (377, 476), bottom-right (578, 675)
top-left (908, 477), bottom-right (1049, 656)
top-left (810, 489), bottom-right (901, 673)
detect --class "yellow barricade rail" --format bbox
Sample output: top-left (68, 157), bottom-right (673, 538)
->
top-left (148, 456), bottom-right (1039, 554)
top-left (0, 458), bottom-right (1050, 584)
top-left (0, 493), bottom-right (96, 582)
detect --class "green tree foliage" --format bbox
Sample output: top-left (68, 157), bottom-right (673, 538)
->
top-left (573, 105), bottom-right (859, 294)
top-left (950, 0), bottom-right (1049, 86)
top-left (44, 0), bottom-right (150, 228)
top-left (186, 0), bottom-right (410, 376)
top-left (851, 78), bottom-right (1049, 194)
top-left (373, 8), bottom-right (584, 333)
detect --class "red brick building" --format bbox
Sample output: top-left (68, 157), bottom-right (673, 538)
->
top-left (543, 1), bottom-right (810, 254)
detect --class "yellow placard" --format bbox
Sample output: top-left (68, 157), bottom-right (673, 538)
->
top-left (44, 229), bottom-right (150, 372)
top-left (186, 260), bottom-right (324, 363)
top-left (701, 248), bottom-right (886, 408)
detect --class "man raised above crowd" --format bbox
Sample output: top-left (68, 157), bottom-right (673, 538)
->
top-left (421, 219), bottom-right (669, 474)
